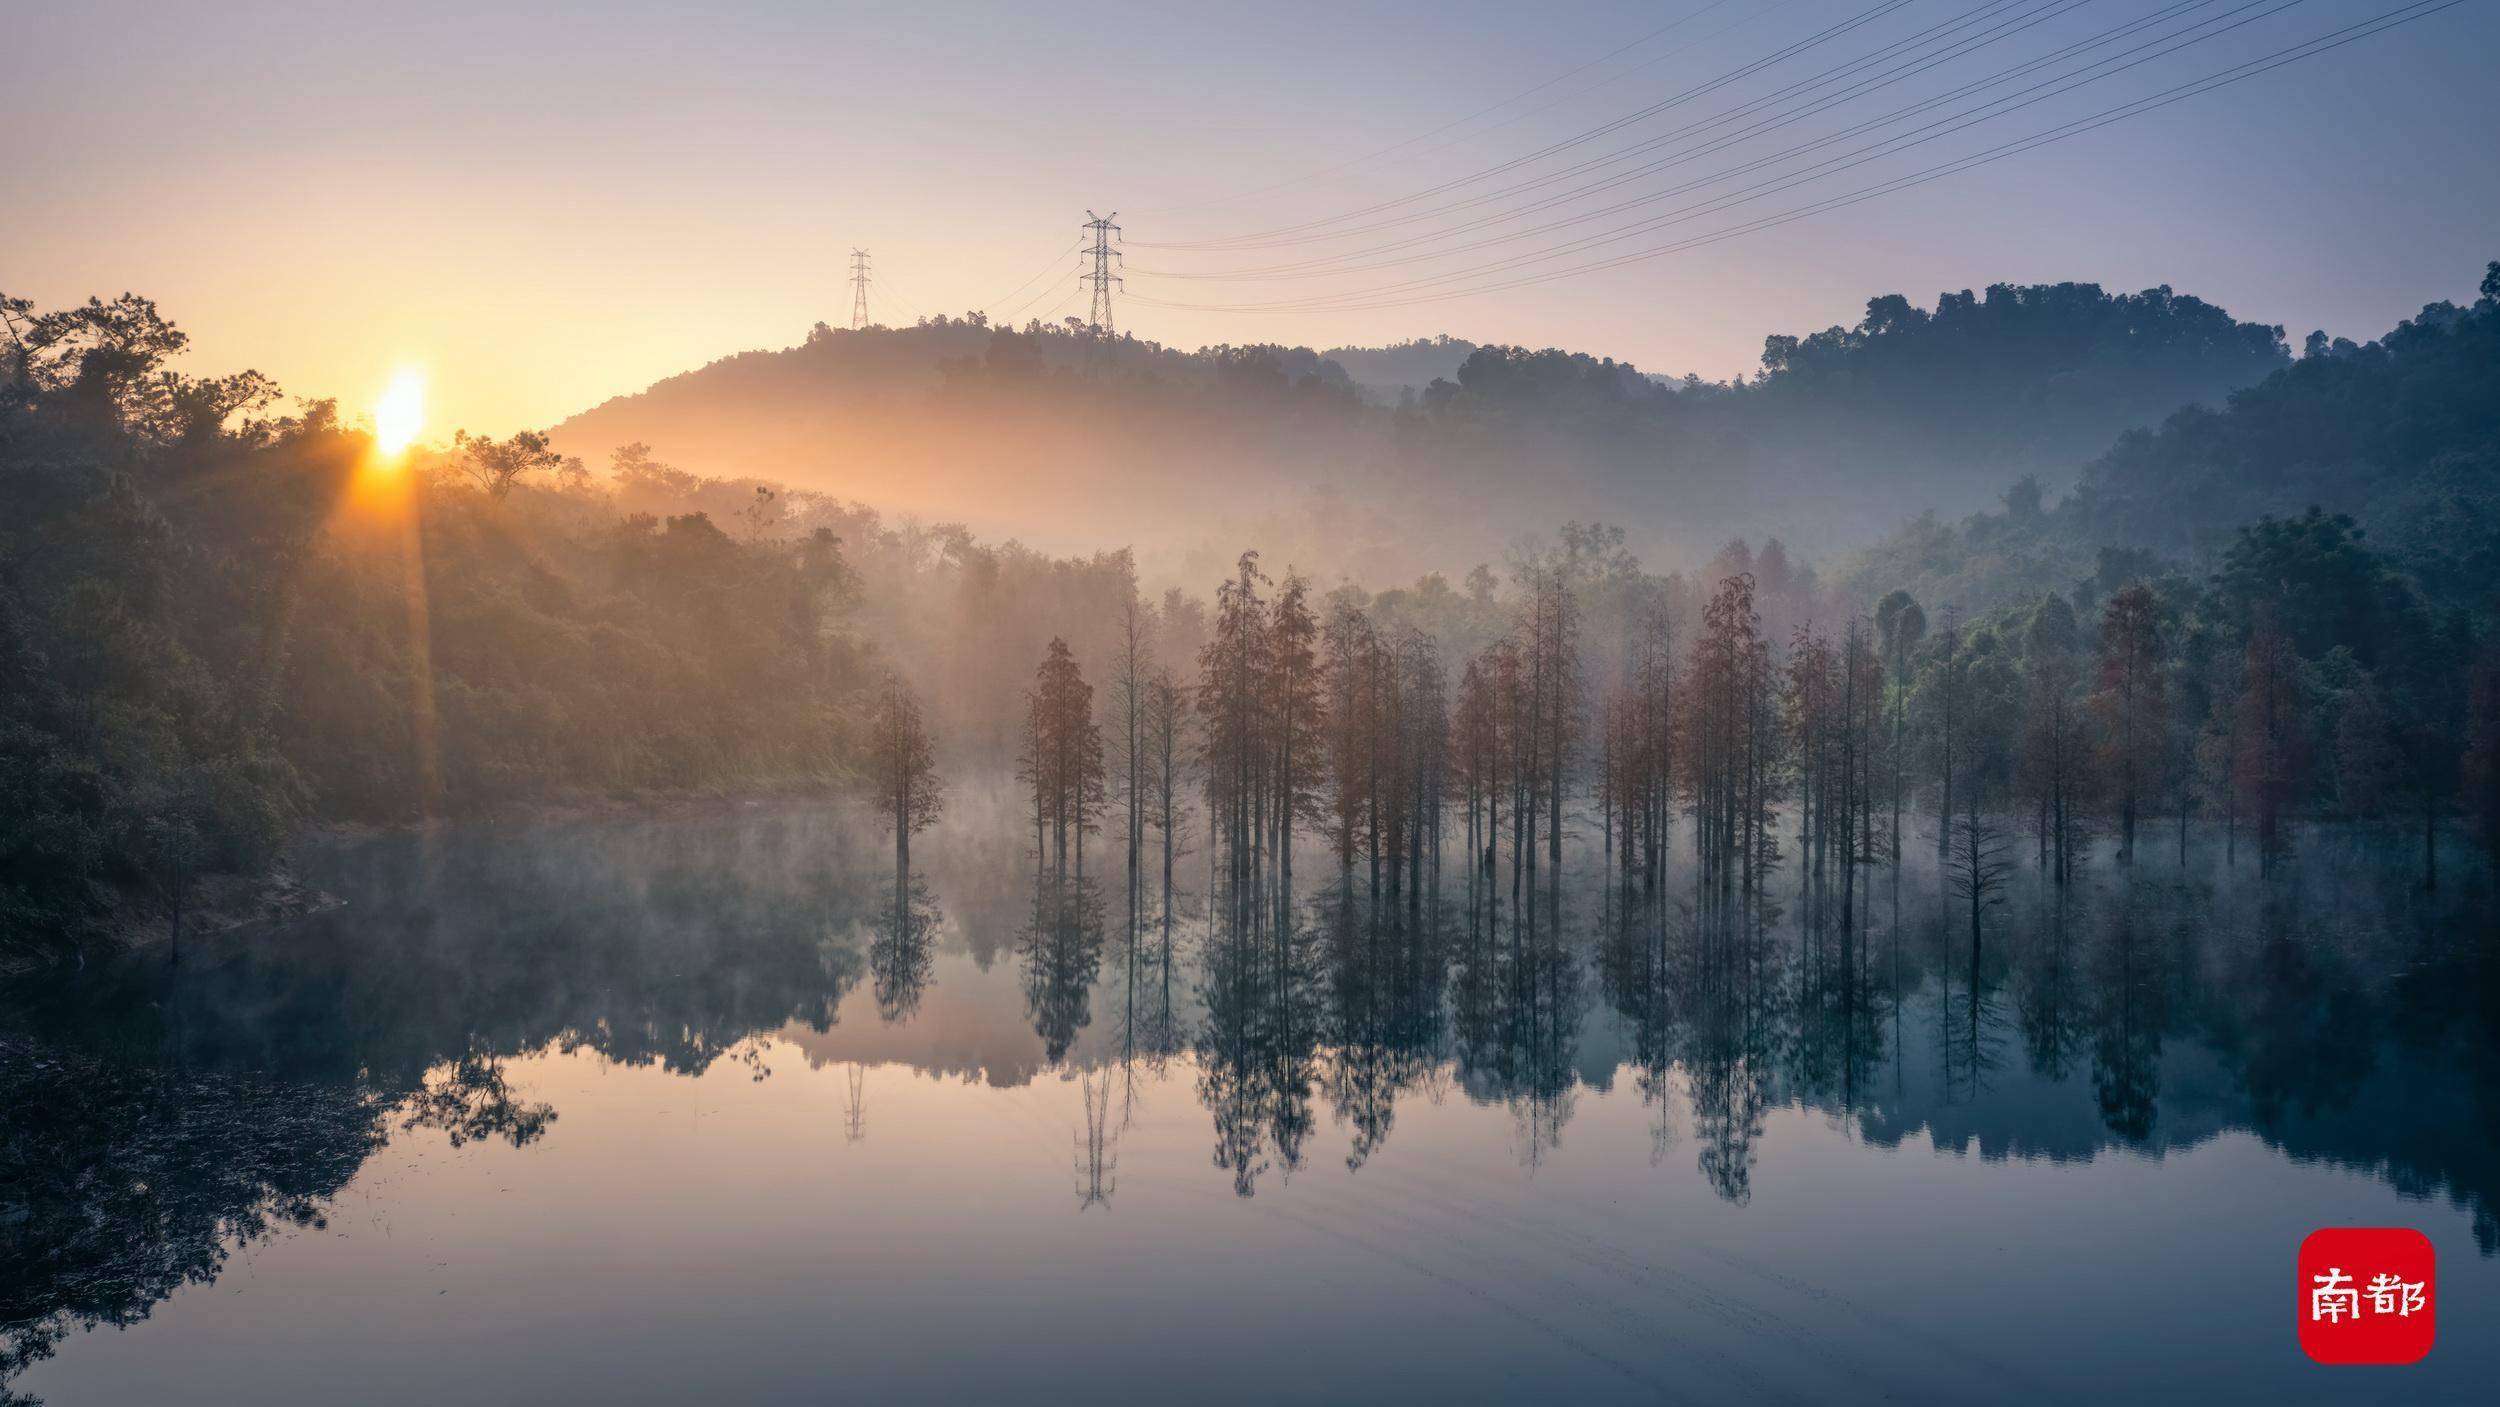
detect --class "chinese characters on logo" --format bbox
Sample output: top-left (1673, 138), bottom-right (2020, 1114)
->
top-left (2308, 1267), bottom-right (2427, 1323)
top-left (2298, 1228), bottom-right (2436, 1365)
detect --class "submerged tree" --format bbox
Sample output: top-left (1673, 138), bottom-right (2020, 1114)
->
top-left (1450, 647), bottom-right (1502, 876)
top-left (1325, 601), bottom-right (1382, 878)
top-left (1875, 589), bottom-right (1925, 896)
top-left (1619, 599), bottom-right (1677, 892)
top-left (2093, 582), bottom-right (2167, 863)
top-left (1321, 604), bottom-right (1447, 904)
top-left (2019, 594), bottom-right (2087, 886)
top-left (1107, 587), bottom-right (1155, 926)
top-left (1269, 571), bottom-right (1326, 899)
top-left (1681, 573), bottom-right (1780, 912)
top-left (2232, 610), bottom-right (2307, 875)
top-left (864, 670), bottom-right (943, 891)
top-left (1198, 553), bottom-right (1272, 905)
top-left (1918, 610), bottom-right (1967, 863)
top-left (1143, 666), bottom-right (1193, 928)
top-left (1523, 561), bottom-right (1583, 873)
top-left (1021, 638), bottom-right (1104, 879)
top-left (1947, 807), bottom-right (2014, 970)
top-left (1190, 551), bottom-right (1343, 916)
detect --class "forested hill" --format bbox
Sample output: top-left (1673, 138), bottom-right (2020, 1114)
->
top-left (1840, 263), bottom-right (2500, 618)
top-left (553, 316), bottom-right (1385, 583)
top-left (2080, 270), bottom-right (2500, 598)
top-left (1316, 335), bottom-right (1481, 402)
top-left (549, 281), bottom-right (2288, 579)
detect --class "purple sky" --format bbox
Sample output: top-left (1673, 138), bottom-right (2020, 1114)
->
top-left (10, 0), bottom-right (2493, 436)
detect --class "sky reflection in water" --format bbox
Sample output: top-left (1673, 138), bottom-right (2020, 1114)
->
top-left (5, 802), bottom-right (2496, 1405)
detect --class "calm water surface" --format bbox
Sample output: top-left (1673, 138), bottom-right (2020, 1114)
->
top-left (5, 799), bottom-right (2495, 1404)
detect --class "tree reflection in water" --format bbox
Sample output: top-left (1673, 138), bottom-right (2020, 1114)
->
top-left (871, 872), bottom-right (943, 1025)
top-left (1193, 878), bottom-right (1321, 1198)
top-left (1018, 873), bottom-right (1106, 1066)
top-left (0, 1039), bottom-right (387, 1404)
top-left (4, 811), bottom-right (2498, 1402)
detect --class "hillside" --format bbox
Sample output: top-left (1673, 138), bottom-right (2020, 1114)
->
top-left (1841, 262), bottom-right (2500, 619)
top-left (549, 281), bottom-right (2291, 580)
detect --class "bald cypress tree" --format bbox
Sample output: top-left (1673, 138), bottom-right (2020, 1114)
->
top-left (2233, 610), bottom-right (2306, 876)
top-left (1325, 602), bottom-right (1381, 877)
top-left (865, 670), bottom-right (943, 894)
top-left (2093, 582), bottom-right (2166, 864)
top-left (1684, 574), bottom-right (1778, 915)
top-left (1197, 553), bottom-right (1269, 908)
top-left (1026, 638), bottom-right (1103, 880)
top-left (1269, 571), bottom-right (1325, 899)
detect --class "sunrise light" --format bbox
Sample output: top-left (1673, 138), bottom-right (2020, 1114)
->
top-left (373, 369), bottom-right (426, 456)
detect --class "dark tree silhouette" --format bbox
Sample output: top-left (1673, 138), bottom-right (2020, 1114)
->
top-left (451, 428), bottom-right (565, 500)
top-left (2232, 610), bottom-right (2307, 875)
top-left (2093, 582), bottom-right (2166, 863)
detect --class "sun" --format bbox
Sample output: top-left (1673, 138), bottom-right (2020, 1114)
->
top-left (373, 369), bottom-right (426, 456)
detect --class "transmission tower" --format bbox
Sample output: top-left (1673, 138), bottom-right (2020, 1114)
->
top-left (849, 248), bottom-right (872, 330)
top-left (1080, 211), bottom-right (1122, 334)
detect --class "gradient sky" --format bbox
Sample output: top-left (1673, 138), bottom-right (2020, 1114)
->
top-left (9, 0), bottom-right (2495, 437)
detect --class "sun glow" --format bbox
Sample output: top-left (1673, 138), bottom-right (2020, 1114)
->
top-left (373, 370), bottom-right (427, 456)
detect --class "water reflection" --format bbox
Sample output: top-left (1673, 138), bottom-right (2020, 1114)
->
top-left (1194, 886), bottom-right (1320, 1197)
top-left (0, 1041), bottom-right (386, 1402)
top-left (1452, 886), bottom-right (1586, 1176)
top-left (3, 805), bottom-right (2497, 1401)
top-left (870, 874), bottom-right (942, 1024)
top-left (1019, 874), bottom-right (1106, 1065)
top-left (1320, 885), bottom-right (1446, 1172)
top-left (399, 1051), bottom-right (558, 1149)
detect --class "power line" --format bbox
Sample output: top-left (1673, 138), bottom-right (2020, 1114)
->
top-left (874, 282), bottom-right (920, 327)
top-left (1131, 0), bottom-right (1923, 251)
top-left (1138, 0), bottom-right (2453, 314)
top-left (1133, 0), bottom-right (2314, 309)
top-left (1136, 0), bottom-right (2247, 286)
top-left (1136, 0), bottom-right (2117, 276)
top-left (1126, 0), bottom-right (1767, 219)
top-left (876, 267), bottom-right (925, 324)
top-left (1185, 0), bottom-right (2318, 309)
top-left (997, 261), bottom-right (1082, 324)
top-left (984, 240), bottom-right (1085, 319)
top-left (1034, 282), bottom-right (1086, 327)
top-left (1358, 0), bottom-right (1819, 192)
top-left (1129, 0), bottom-right (2460, 316)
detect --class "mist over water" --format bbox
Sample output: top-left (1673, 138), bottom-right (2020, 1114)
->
top-left (6, 797), bottom-right (2494, 1405)
top-left (9, 1), bottom-right (2499, 1397)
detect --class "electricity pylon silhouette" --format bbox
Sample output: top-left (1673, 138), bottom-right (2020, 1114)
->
top-left (1074, 1069), bottom-right (1117, 1209)
top-left (1080, 212), bottom-right (1121, 334)
top-left (844, 1063), bottom-right (867, 1143)
top-left (849, 249), bottom-right (872, 330)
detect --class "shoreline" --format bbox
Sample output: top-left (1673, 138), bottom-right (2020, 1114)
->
top-left (4, 782), bottom-right (856, 978)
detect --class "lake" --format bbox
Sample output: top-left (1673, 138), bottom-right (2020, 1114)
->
top-left (5, 799), bottom-right (2495, 1404)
